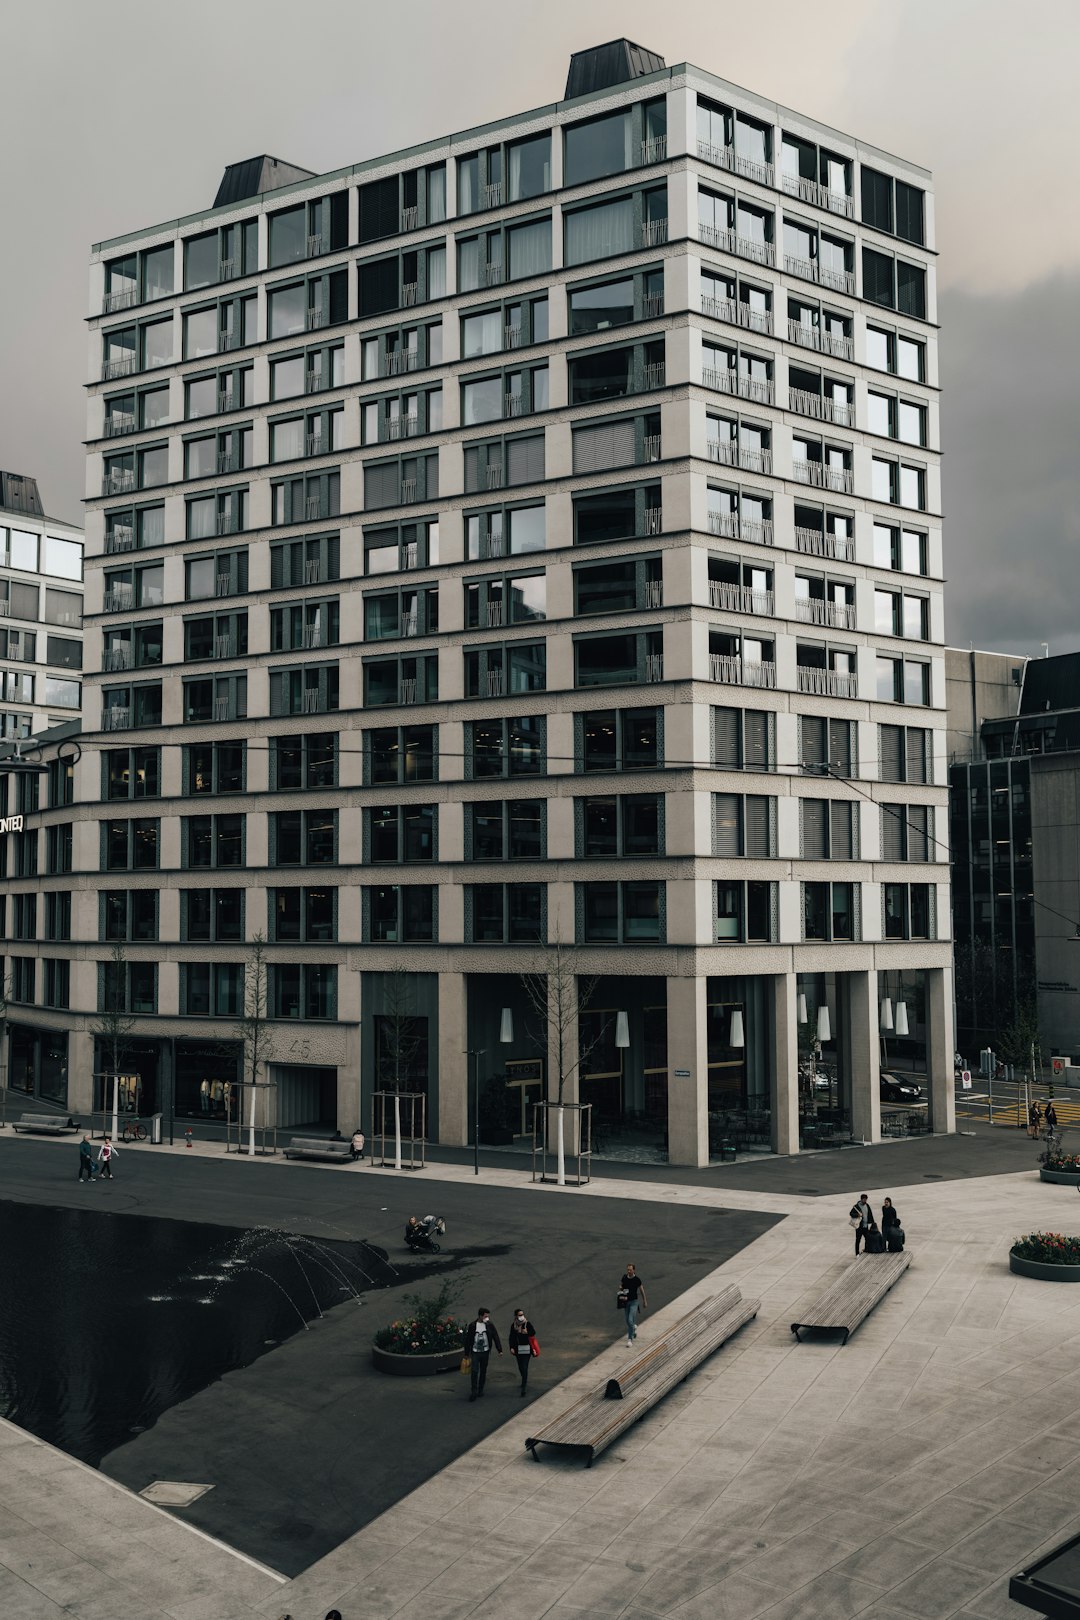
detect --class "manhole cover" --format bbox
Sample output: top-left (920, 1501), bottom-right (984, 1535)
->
top-left (139, 1481), bottom-right (214, 1507)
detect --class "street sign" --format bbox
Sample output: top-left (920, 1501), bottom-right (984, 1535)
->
top-left (961, 1070), bottom-right (972, 1089)
top-left (1053, 1057), bottom-right (1066, 1076)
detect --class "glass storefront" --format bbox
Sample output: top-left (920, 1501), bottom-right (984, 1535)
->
top-left (706, 976), bottom-right (770, 1157)
top-left (10, 1027), bottom-right (69, 1108)
top-left (175, 1040), bottom-right (241, 1120)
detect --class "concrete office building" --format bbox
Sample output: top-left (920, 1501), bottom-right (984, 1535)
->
top-left (0, 472), bottom-right (84, 742)
top-left (3, 41), bottom-right (953, 1159)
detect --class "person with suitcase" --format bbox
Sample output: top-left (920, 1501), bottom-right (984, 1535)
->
top-left (882, 1197), bottom-right (905, 1252)
top-left (850, 1194), bottom-right (876, 1255)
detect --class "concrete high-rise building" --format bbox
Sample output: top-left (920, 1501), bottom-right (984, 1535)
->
top-left (0, 472), bottom-right (84, 742)
top-left (4, 41), bottom-right (953, 1159)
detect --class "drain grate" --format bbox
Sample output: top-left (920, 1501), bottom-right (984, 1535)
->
top-left (139, 1481), bottom-right (214, 1507)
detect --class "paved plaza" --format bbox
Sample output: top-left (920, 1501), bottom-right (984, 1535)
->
top-left (0, 1131), bottom-right (1075, 1618)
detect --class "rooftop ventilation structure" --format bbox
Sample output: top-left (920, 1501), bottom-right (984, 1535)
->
top-left (0, 472), bottom-right (44, 518)
top-left (213, 155), bottom-right (317, 209)
top-left (565, 39), bottom-right (666, 100)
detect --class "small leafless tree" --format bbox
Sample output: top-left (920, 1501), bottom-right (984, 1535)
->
top-left (520, 932), bottom-right (610, 1182)
top-left (376, 969), bottom-right (423, 1094)
top-left (91, 941), bottom-right (136, 1127)
top-left (235, 932), bottom-right (275, 1147)
top-left (0, 970), bottom-right (10, 1126)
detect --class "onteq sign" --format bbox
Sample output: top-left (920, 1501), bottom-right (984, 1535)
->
top-left (0, 815), bottom-right (24, 835)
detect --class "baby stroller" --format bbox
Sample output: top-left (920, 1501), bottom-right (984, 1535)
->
top-left (404, 1215), bottom-right (446, 1253)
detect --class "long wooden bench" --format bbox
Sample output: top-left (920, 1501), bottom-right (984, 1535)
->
top-left (13, 1113), bottom-right (79, 1135)
top-left (282, 1137), bottom-right (354, 1163)
top-left (526, 1285), bottom-right (759, 1467)
top-left (790, 1251), bottom-right (911, 1344)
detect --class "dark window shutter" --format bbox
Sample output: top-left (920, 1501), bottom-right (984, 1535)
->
top-left (713, 706), bottom-right (740, 767)
top-left (860, 166), bottom-right (893, 232)
top-left (365, 461), bottom-right (400, 510)
top-left (745, 710), bottom-right (769, 770)
top-left (507, 434), bottom-right (545, 485)
top-left (572, 421), bottom-right (634, 474)
top-left (802, 799), bottom-right (827, 858)
top-left (330, 191), bottom-right (349, 250)
top-left (800, 715), bottom-right (826, 772)
top-left (714, 793), bottom-right (740, 856)
top-left (830, 800), bottom-right (853, 860)
top-left (359, 256), bottom-right (399, 318)
top-left (425, 454), bottom-right (439, 499)
top-left (881, 806), bottom-right (902, 862)
top-left (745, 796), bottom-right (770, 858)
top-left (862, 247), bottom-right (894, 308)
top-left (463, 446), bottom-right (481, 493)
top-left (359, 177), bottom-right (399, 244)
top-left (896, 261), bottom-right (926, 319)
top-left (905, 727), bottom-right (927, 784)
top-left (894, 182), bottom-right (924, 246)
top-left (328, 269), bottom-right (348, 324)
top-left (880, 725), bottom-right (903, 782)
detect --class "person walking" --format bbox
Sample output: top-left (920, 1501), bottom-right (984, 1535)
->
top-left (881, 1196), bottom-right (904, 1252)
top-left (97, 1136), bottom-right (119, 1181)
top-left (77, 1136), bottom-right (96, 1183)
top-left (620, 1262), bottom-right (648, 1346)
top-left (508, 1308), bottom-right (538, 1397)
top-left (1045, 1100), bottom-right (1059, 1136)
top-left (350, 1128), bottom-right (365, 1161)
top-left (1028, 1100), bottom-right (1042, 1139)
top-left (463, 1308), bottom-right (502, 1401)
top-left (850, 1193), bottom-right (876, 1254)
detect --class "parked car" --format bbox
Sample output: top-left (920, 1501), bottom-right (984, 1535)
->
top-left (880, 1072), bottom-right (923, 1103)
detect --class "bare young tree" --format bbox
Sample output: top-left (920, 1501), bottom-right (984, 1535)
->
top-left (520, 933), bottom-right (607, 1185)
top-left (91, 940), bottom-right (136, 1136)
top-left (235, 932), bottom-right (275, 1154)
top-left (0, 970), bottom-right (10, 1128)
top-left (376, 968), bottom-right (423, 1169)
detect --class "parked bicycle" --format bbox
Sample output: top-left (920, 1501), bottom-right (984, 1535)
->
top-left (120, 1117), bottom-right (147, 1143)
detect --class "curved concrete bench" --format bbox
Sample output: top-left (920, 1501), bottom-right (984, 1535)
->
top-left (282, 1138), bottom-right (354, 1163)
top-left (791, 1250), bottom-right (911, 1344)
top-left (13, 1114), bottom-right (79, 1135)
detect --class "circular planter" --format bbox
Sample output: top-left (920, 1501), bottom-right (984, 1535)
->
top-left (1040, 1167), bottom-right (1080, 1185)
top-left (1010, 1250), bottom-right (1080, 1282)
top-left (371, 1344), bottom-right (463, 1377)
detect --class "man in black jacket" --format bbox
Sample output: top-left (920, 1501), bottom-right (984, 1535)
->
top-left (850, 1193), bottom-right (876, 1254)
top-left (464, 1308), bottom-right (502, 1401)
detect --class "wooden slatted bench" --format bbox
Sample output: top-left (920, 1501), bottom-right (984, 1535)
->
top-left (526, 1285), bottom-right (759, 1467)
top-left (282, 1138), bottom-right (353, 1163)
top-left (790, 1251), bottom-right (911, 1344)
top-left (13, 1114), bottom-right (79, 1135)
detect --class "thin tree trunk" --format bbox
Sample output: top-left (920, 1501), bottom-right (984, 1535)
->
top-left (556, 1104), bottom-right (566, 1187)
top-left (393, 1092), bottom-right (402, 1171)
top-left (247, 1075), bottom-right (257, 1156)
top-left (111, 1070), bottom-right (120, 1142)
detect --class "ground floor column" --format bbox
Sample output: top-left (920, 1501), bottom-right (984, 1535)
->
top-left (848, 969), bottom-right (881, 1144)
top-left (438, 973), bottom-right (468, 1147)
top-left (928, 967), bottom-right (956, 1135)
top-left (770, 973), bottom-right (799, 1156)
top-left (666, 975), bottom-right (708, 1168)
top-left (336, 1024), bottom-right (362, 1137)
top-left (68, 1029), bottom-right (95, 1118)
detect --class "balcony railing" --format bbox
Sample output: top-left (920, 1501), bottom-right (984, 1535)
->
top-left (401, 281), bottom-right (418, 307)
top-left (696, 140), bottom-right (775, 189)
top-left (642, 292), bottom-right (665, 319)
top-left (102, 706), bottom-right (131, 731)
top-left (797, 665), bottom-right (858, 698)
top-left (218, 256), bottom-right (237, 281)
top-left (401, 609), bottom-right (419, 637)
top-left (641, 134), bottom-right (667, 164)
top-left (481, 533), bottom-right (505, 560)
top-left (304, 557), bottom-right (321, 585)
top-left (104, 645), bottom-right (133, 671)
top-left (400, 478), bottom-right (417, 504)
top-left (819, 265), bottom-right (856, 295)
top-left (219, 329), bottom-right (241, 352)
top-left (399, 677), bottom-right (418, 704)
top-left (707, 438), bottom-right (738, 468)
top-left (794, 526), bottom-right (855, 562)
top-left (387, 415), bottom-right (418, 441)
top-left (504, 392), bottom-right (523, 417)
top-left (643, 361), bottom-right (666, 390)
top-left (642, 507), bottom-right (663, 536)
top-left (707, 510), bottom-right (740, 539)
top-left (213, 696), bottom-right (231, 721)
top-left (702, 368), bottom-right (775, 406)
top-left (301, 623), bottom-right (323, 649)
top-left (102, 288), bottom-right (138, 314)
top-left (217, 449), bottom-right (240, 474)
top-left (484, 667), bottom-right (507, 699)
top-left (213, 635), bottom-right (234, 659)
top-left (104, 412), bottom-right (136, 438)
top-left (218, 390), bottom-right (236, 413)
top-left (216, 572), bottom-right (234, 597)
top-left (781, 172), bottom-right (854, 218)
top-left (786, 319), bottom-right (854, 360)
top-left (792, 459), bottom-right (853, 494)
top-left (710, 654), bottom-right (776, 688)
top-left (485, 600), bottom-right (505, 629)
top-left (709, 581), bottom-right (774, 616)
top-left (504, 324), bottom-right (523, 349)
top-left (302, 688), bottom-right (322, 714)
top-left (698, 223), bottom-right (775, 267)
top-left (103, 586), bottom-right (134, 613)
top-left (643, 578), bottom-right (664, 609)
top-left (483, 261), bottom-right (505, 287)
top-left (644, 652), bottom-right (665, 682)
top-left (306, 368), bottom-right (327, 393)
top-left (640, 434), bottom-right (662, 463)
top-left (482, 181), bottom-right (504, 209)
top-left (641, 218), bottom-right (668, 247)
top-left (102, 356), bottom-right (136, 381)
top-left (795, 597), bottom-right (857, 630)
top-left (784, 254), bottom-right (856, 296)
top-left (306, 305), bottom-right (327, 330)
top-left (400, 206), bottom-right (419, 232)
top-left (740, 518), bottom-right (774, 547)
top-left (102, 467), bottom-right (135, 495)
top-left (305, 495), bottom-right (324, 521)
top-left (701, 291), bottom-right (775, 337)
top-left (105, 527), bottom-right (134, 553)
top-left (307, 233), bottom-right (325, 257)
top-left (305, 433), bottom-right (326, 457)
top-left (0, 601), bottom-right (10, 616)
top-left (384, 347), bottom-right (419, 376)
top-left (216, 511), bottom-right (239, 536)
top-left (788, 388), bottom-right (854, 427)
top-left (486, 464), bottom-right (503, 490)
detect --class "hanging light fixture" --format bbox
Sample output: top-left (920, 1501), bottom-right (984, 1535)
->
top-left (895, 1002), bottom-right (909, 1037)
top-left (816, 1004), bottom-right (831, 1043)
top-left (499, 1007), bottom-right (514, 1044)
top-left (797, 992), bottom-right (808, 1023)
top-left (615, 1010), bottom-right (630, 1048)
top-left (880, 997), bottom-right (894, 1031)
top-left (730, 1008), bottom-right (745, 1047)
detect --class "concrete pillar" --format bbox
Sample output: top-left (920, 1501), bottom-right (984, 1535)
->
top-left (438, 972), bottom-right (468, 1146)
top-left (770, 972), bottom-right (799, 1155)
top-left (928, 966), bottom-right (956, 1135)
top-left (848, 969), bottom-right (881, 1144)
top-left (666, 974), bottom-right (708, 1168)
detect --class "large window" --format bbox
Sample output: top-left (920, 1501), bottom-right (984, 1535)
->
top-left (184, 814), bottom-right (244, 869)
top-left (469, 883), bottom-right (545, 943)
top-left (271, 810), bottom-right (337, 865)
top-left (712, 706), bottom-right (774, 771)
top-left (366, 886), bottom-right (436, 942)
top-left (881, 803), bottom-right (931, 863)
top-left (714, 794), bottom-right (774, 857)
top-left (803, 881), bottom-right (856, 941)
top-left (568, 277), bottom-right (635, 334)
top-left (365, 725), bottom-right (437, 785)
top-left (271, 733), bottom-right (337, 790)
top-left (579, 881), bottom-right (663, 944)
top-left (181, 962), bottom-right (245, 1017)
top-left (564, 197), bottom-right (635, 266)
top-left (883, 882), bottom-right (932, 940)
top-left (579, 796), bottom-right (662, 858)
top-left (467, 716), bottom-right (544, 778)
top-left (467, 800), bottom-right (545, 860)
top-left (800, 799), bottom-right (855, 859)
top-left (182, 889), bottom-right (244, 942)
top-left (564, 109), bottom-right (633, 186)
top-left (879, 724), bottom-right (930, 784)
top-left (580, 709), bottom-right (660, 772)
top-left (269, 887), bottom-right (336, 943)
top-left (367, 805), bottom-right (437, 863)
top-left (271, 964), bottom-right (338, 1019)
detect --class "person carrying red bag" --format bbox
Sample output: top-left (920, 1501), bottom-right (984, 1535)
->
top-left (508, 1308), bottom-right (540, 1398)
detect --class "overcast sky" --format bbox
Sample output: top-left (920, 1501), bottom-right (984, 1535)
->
top-left (2, 0), bottom-right (1077, 654)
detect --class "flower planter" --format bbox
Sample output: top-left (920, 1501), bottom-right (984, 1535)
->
top-left (1010, 1251), bottom-right (1080, 1282)
top-left (1040, 1167), bottom-right (1080, 1185)
top-left (371, 1344), bottom-right (463, 1376)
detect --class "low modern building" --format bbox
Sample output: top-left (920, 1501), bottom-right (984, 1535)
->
top-left (1, 40), bottom-right (954, 1161)
top-left (0, 472), bottom-right (84, 742)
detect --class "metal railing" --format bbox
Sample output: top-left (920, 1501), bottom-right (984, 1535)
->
top-left (504, 393), bottom-right (523, 417)
top-left (784, 253), bottom-right (855, 295)
top-left (218, 257), bottom-right (237, 281)
top-left (486, 464), bottom-right (504, 490)
top-left (645, 652), bottom-right (665, 682)
top-left (696, 140), bottom-right (775, 189)
top-left (305, 368), bottom-right (326, 393)
top-left (105, 527), bottom-right (134, 553)
top-left (707, 510), bottom-right (740, 539)
top-left (643, 578), bottom-right (663, 609)
top-left (305, 433), bottom-right (325, 457)
top-left (643, 361), bottom-right (666, 390)
top-left (400, 479), bottom-right (417, 504)
top-left (484, 667), bottom-right (507, 698)
top-left (384, 347), bottom-right (419, 376)
top-left (786, 319), bottom-right (854, 360)
top-left (641, 134), bottom-right (667, 164)
top-left (503, 324), bottom-right (523, 349)
top-left (103, 356), bottom-right (136, 380)
top-left (482, 181), bottom-right (504, 209)
top-left (794, 526), bottom-right (855, 561)
top-left (103, 467), bottom-right (135, 495)
top-left (640, 434), bottom-right (662, 463)
top-left (482, 533), bottom-right (506, 559)
top-left (781, 172), bottom-right (854, 218)
top-left (797, 665), bottom-right (858, 698)
top-left (305, 496), bottom-right (323, 520)
top-left (819, 266), bottom-right (856, 295)
top-left (709, 581), bottom-right (774, 615)
top-left (740, 519), bottom-right (774, 547)
top-left (641, 218), bottom-right (668, 247)
top-left (216, 571), bottom-right (233, 595)
top-left (402, 542), bottom-right (419, 569)
top-left (304, 558), bottom-right (321, 584)
top-left (788, 388), bottom-right (853, 427)
top-left (400, 609), bottom-right (419, 637)
top-left (217, 449), bottom-right (239, 474)
top-left (484, 261), bottom-right (505, 287)
top-left (401, 282), bottom-right (418, 307)
top-left (387, 415), bottom-right (418, 441)
top-left (104, 412), bottom-right (136, 437)
top-left (307, 233), bottom-right (325, 257)
top-left (103, 288), bottom-right (138, 314)
top-left (218, 390), bottom-right (236, 413)
top-left (707, 437), bottom-right (738, 467)
top-left (400, 206), bottom-right (419, 231)
top-left (216, 512), bottom-right (239, 535)
top-left (710, 654), bottom-right (776, 688)
top-left (485, 600), bottom-right (505, 628)
top-left (301, 688), bottom-right (322, 714)
top-left (795, 597), bottom-right (856, 629)
top-left (306, 306), bottom-right (327, 330)
top-left (399, 677), bottom-right (418, 704)
top-left (213, 635), bottom-right (234, 659)
top-left (219, 329), bottom-right (241, 352)
top-left (700, 294), bottom-right (774, 336)
top-left (104, 645), bottom-right (133, 671)
top-left (301, 624), bottom-right (323, 649)
top-left (642, 292), bottom-right (665, 319)
top-left (642, 507), bottom-right (663, 536)
top-left (739, 446), bottom-right (772, 475)
top-left (792, 459), bottom-right (853, 494)
top-left (103, 586), bottom-right (134, 612)
top-left (699, 223), bottom-right (775, 266)
top-left (702, 368), bottom-right (775, 405)
top-left (102, 706), bottom-right (131, 731)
